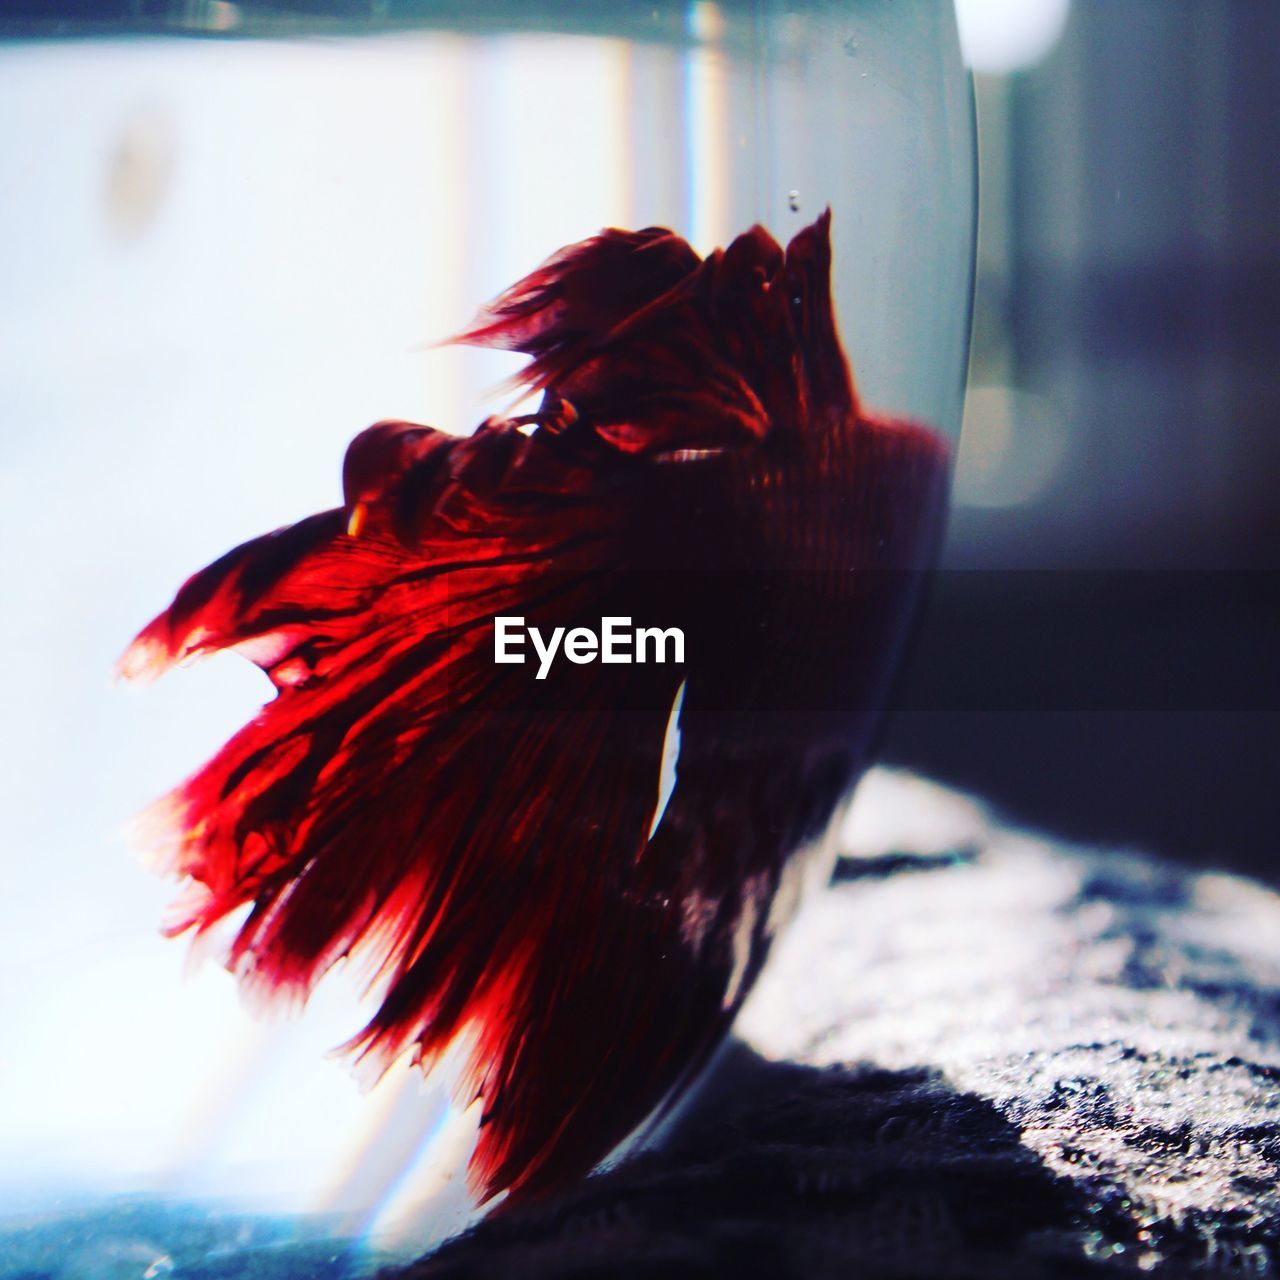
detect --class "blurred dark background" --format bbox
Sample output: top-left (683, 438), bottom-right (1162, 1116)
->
top-left (883, 0), bottom-right (1279, 883)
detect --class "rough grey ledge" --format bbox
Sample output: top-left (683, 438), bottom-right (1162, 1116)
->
top-left (395, 772), bottom-right (1280, 1278)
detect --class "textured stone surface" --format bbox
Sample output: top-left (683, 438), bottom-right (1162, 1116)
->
top-left (397, 772), bottom-right (1280, 1277)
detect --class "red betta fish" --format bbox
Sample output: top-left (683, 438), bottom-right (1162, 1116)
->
top-left (119, 211), bottom-right (949, 1206)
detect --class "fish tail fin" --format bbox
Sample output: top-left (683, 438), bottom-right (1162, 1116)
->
top-left (452, 226), bottom-right (702, 391)
top-left (118, 420), bottom-right (710, 1202)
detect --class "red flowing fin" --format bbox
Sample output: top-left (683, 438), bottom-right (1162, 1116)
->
top-left (454, 226), bottom-right (701, 365)
top-left (341, 682), bottom-right (689, 1202)
top-left (451, 212), bottom-right (856, 457)
top-left (116, 509), bottom-right (351, 686)
top-left (119, 418), bottom-right (694, 1197)
top-left (117, 418), bottom-right (566, 689)
top-left (779, 208), bottom-right (858, 420)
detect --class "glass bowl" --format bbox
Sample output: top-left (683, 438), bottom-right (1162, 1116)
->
top-left (0, 2), bottom-right (974, 1270)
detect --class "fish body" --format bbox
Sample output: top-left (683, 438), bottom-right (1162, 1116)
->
top-left (120, 212), bottom-right (948, 1203)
